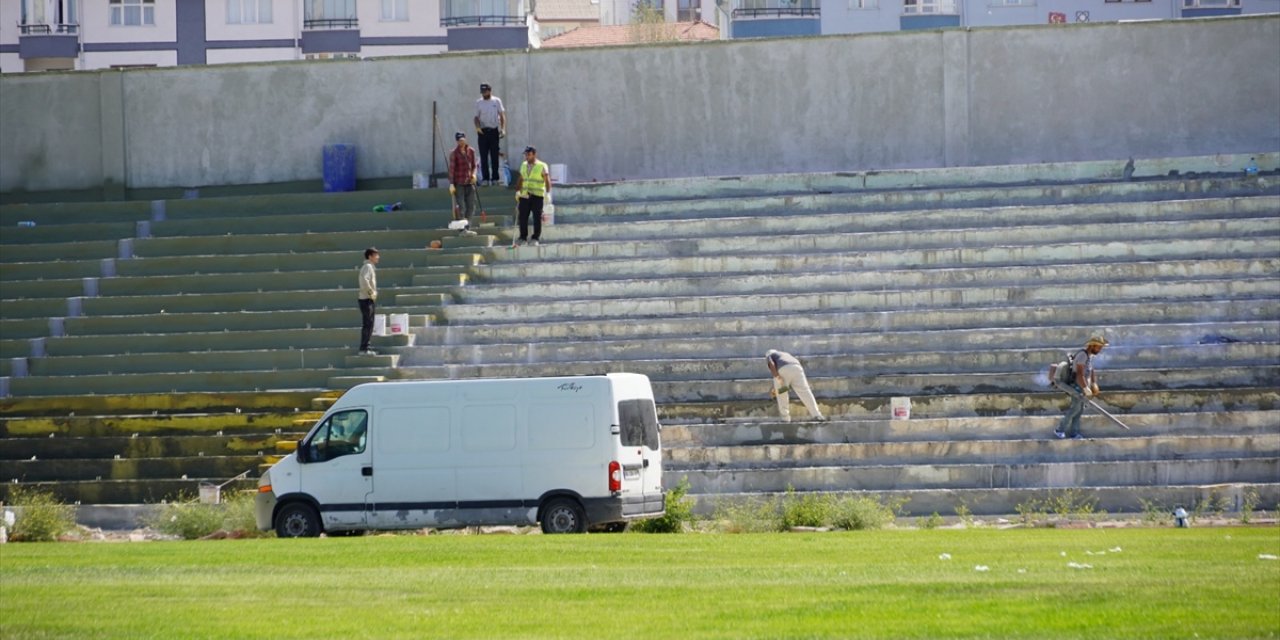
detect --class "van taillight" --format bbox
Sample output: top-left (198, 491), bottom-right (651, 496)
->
top-left (608, 461), bottom-right (622, 492)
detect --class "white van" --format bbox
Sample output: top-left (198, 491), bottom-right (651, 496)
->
top-left (255, 373), bottom-right (665, 537)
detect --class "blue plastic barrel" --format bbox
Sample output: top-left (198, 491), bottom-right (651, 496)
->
top-left (322, 143), bottom-right (357, 193)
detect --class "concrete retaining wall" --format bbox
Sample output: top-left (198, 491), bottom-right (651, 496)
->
top-left (2, 16), bottom-right (1277, 194)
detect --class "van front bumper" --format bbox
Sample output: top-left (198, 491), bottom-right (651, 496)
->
top-left (583, 493), bottom-right (665, 525)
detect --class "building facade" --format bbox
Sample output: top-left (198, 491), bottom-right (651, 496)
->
top-left (725, 0), bottom-right (1278, 39)
top-left (3, 0), bottom-right (1277, 73)
top-left (0, 0), bottom-right (542, 73)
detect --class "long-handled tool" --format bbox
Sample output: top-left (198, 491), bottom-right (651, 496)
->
top-left (432, 114), bottom-right (460, 222)
top-left (1052, 382), bottom-right (1131, 430)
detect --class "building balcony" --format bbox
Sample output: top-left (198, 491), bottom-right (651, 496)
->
top-left (17, 23), bottom-right (80, 59)
top-left (729, 1), bottom-right (820, 39)
top-left (301, 17), bottom-right (360, 54)
top-left (443, 0), bottom-right (536, 50)
top-left (900, 0), bottom-right (960, 29)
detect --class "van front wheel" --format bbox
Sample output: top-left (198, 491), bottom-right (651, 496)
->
top-left (276, 503), bottom-right (322, 538)
top-left (541, 498), bottom-right (586, 534)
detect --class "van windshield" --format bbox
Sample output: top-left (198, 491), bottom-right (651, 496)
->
top-left (618, 399), bottom-right (660, 451)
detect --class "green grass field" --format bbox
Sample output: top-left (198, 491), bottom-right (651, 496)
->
top-left (2, 527), bottom-right (1278, 639)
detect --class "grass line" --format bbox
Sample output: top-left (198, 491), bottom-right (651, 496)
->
top-left (1, 528), bottom-right (1277, 639)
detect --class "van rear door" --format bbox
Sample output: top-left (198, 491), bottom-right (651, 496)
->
top-left (617, 398), bottom-right (663, 501)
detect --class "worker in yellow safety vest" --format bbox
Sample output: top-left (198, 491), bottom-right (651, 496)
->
top-left (514, 146), bottom-right (552, 246)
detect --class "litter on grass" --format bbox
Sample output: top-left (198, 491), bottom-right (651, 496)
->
top-left (938, 553), bottom-right (952, 560)
top-left (1259, 554), bottom-right (1279, 561)
top-left (974, 565), bottom-right (990, 572)
top-left (1067, 562), bottom-right (1094, 570)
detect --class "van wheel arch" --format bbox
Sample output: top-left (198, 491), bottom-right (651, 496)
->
top-left (274, 496), bottom-right (324, 538)
top-left (539, 496), bottom-right (587, 534)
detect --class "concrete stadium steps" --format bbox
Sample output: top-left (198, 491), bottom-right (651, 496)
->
top-left (0, 250), bottom-right (484, 282)
top-left (682, 484), bottom-right (1280, 519)
top-left (148, 210), bottom-right (506, 237)
top-left (666, 434), bottom-right (1280, 470)
top-left (1, 455), bottom-right (268, 483)
top-left (474, 235), bottom-right (1279, 283)
top-left (490, 201), bottom-right (1279, 263)
top-left (662, 411), bottom-right (1280, 446)
top-left (454, 258), bottom-right (1278, 304)
top-left (26, 347), bottom-right (385, 377)
top-left (0, 412), bottom-right (318, 438)
top-left (0, 390), bottom-right (333, 417)
top-left (395, 322), bottom-right (1280, 367)
top-left (653, 388), bottom-right (1280, 424)
top-left (395, 365), bottom-right (1277, 396)
top-left (129, 229), bottom-right (498, 258)
top-left (57, 306), bottom-right (437, 337)
top-left (438, 277), bottom-right (1279, 324)
top-left (0, 478), bottom-right (259, 505)
top-left (74, 288), bottom-right (450, 317)
top-left (0, 267), bottom-right (469, 300)
top-left (554, 175), bottom-right (1277, 221)
top-left (31, 328), bottom-right (413, 358)
top-left (0, 432), bottom-right (293, 459)
top-left (676, 457), bottom-right (1280, 494)
top-left (416, 300), bottom-right (1279, 345)
top-left (7, 369), bottom-right (336, 397)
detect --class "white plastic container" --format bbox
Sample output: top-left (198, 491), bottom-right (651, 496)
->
top-left (549, 163), bottom-right (568, 184)
top-left (373, 314), bottom-right (387, 337)
top-left (388, 313), bottom-right (410, 335)
top-left (199, 483), bottom-right (221, 504)
top-left (412, 171), bottom-right (429, 189)
top-left (890, 397), bottom-right (911, 420)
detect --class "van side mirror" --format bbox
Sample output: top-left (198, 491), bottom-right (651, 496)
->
top-left (296, 440), bottom-right (308, 463)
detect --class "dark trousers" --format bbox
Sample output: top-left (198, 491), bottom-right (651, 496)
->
top-left (517, 194), bottom-right (544, 241)
top-left (358, 298), bottom-right (376, 351)
top-left (478, 128), bottom-right (500, 183)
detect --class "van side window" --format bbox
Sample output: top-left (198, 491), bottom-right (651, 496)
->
top-left (618, 399), bottom-right (660, 451)
top-left (305, 410), bottom-right (368, 463)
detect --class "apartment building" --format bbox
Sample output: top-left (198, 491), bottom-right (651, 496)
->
top-left (722, 0), bottom-right (1277, 39)
top-left (0, 0), bottom-right (538, 73)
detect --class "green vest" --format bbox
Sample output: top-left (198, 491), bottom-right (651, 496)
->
top-left (520, 160), bottom-right (549, 197)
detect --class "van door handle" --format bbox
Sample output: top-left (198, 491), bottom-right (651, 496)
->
top-left (362, 466), bottom-right (373, 477)
top-left (643, 459), bottom-right (650, 468)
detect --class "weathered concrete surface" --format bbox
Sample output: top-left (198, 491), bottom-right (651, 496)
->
top-left (2, 16), bottom-right (1276, 192)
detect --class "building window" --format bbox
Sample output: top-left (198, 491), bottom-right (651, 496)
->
top-left (1182, 0), bottom-right (1239, 6)
top-left (305, 0), bottom-right (357, 27)
top-left (382, 0), bottom-right (409, 20)
top-left (903, 0), bottom-right (956, 14)
top-left (850, 0), bottom-right (878, 8)
top-left (110, 0), bottom-right (155, 26)
top-left (229, 0), bottom-right (273, 24)
top-left (989, 0), bottom-right (1030, 5)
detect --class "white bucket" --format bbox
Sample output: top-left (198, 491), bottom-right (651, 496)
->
top-left (388, 313), bottom-right (409, 335)
top-left (549, 163), bottom-right (568, 184)
top-left (198, 483), bottom-right (221, 504)
top-left (412, 171), bottom-right (429, 189)
top-left (372, 314), bottom-right (387, 336)
top-left (890, 397), bottom-right (911, 420)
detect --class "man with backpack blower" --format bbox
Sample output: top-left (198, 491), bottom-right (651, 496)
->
top-left (1052, 336), bottom-right (1108, 440)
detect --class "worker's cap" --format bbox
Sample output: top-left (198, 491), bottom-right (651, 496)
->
top-left (1086, 336), bottom-right (1109, 347)
top-left (480, 83), bottom-right (492, 91)
top-left (524, 146), bottom-right (536, 154)
top-left (455, 131), bottom-right (466, 140)
top-left (765, 349), bottom-right (778, 358)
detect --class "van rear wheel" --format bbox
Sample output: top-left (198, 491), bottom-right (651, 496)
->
top-left (276, 503), bottom-right (322, 538)
top-left (541, 498), bottom-right (586, 534)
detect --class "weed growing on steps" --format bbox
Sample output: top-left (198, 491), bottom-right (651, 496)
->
top-left (711, 491), bottom-right (900, 532)
top-left (1240, 490), bottom-right (1260, 524)
top-left (954, 498), bottom-right (975, 527)
top-left (631, 478), bottom-right (694, 533)
top-left (4, 487), bottom-right (76, 542)
top-left (145, 490), bottom-right (269, 540)
top-left (781, 487), bottom-right (833, 529)
top-left (917, 512), bottom-right (944, 529)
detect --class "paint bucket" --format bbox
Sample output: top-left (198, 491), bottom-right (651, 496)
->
top-left (891, 397), bottom-right (911, 420)
top-left (412, 171), bottom-right (430, 189)
top-left (198, 483), bottom-right (221, 504)
top-left (388, 313), bottom-right (409, 335)
top-left (372, 314), bottom-right (387, 337)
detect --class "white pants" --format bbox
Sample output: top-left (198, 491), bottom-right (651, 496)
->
top-left (774, 364), bottom-right (822, 421)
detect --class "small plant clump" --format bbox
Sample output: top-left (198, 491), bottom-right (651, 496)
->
top-left (4, 487), bottom-right (77, 542)
top-left (145, 490), bottom-right (270, 540)
top-left (631, 478), bottom-right (695, 533)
